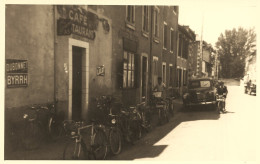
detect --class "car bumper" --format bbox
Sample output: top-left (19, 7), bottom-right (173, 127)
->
top-left (186, 101), bottom-right (216, 106)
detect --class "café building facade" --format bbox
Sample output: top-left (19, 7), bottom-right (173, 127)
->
top-left (5, 5), bottom-right (179, 122)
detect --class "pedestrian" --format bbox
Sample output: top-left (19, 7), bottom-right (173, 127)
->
top-left (153, 77), bottom-right (166, 99)
top-left (216, 81), bottom-right (228, 112)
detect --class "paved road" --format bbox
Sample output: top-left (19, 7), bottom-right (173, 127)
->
top-left (110, 83), bottom-right (257, 161)
top-left (5, 80), bottom-right (258, 161)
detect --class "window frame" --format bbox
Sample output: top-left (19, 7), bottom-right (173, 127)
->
top-left (183, 69), bottom-right (187, 86)
top-left (152, 56), bottom-right (159, 88)
top-left (142, 6), bottom-right (149, 35)
top-left (169, 64), bottom-right (174, 87)
top-left (153, 6), bottom-right (160, 40)
top-left (170, 28), bottom-right (174, 53)
top-left (162, 62), bottom-right (167, 85)
top-left (163, 22), bottom-right (168, 50)
top-left (178, 33), bottom-right (182, 57)
top-left (173, 6), bottom-right (178, 15)
top-left (123, 51), bottom-right (136, 89)
top-left (126, 6), bottom-right (136, 30)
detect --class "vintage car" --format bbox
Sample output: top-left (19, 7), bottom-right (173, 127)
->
top-left (182, 78), bottom-right (216, 109)
top-left (245, 81), bottom-right (256, 95)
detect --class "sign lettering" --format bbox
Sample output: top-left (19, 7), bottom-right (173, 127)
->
top-left (6, 59), bottom-right (28, 88)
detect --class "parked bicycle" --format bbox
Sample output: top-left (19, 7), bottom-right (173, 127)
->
top-left (63, 120), bottom-right (108, 160)
top-left (106, 112), bottom-right (122, 155)
top-left (95, 95), bottom-right (122, 155)
top-left (166, 96), bottom-right (175, 117)
top-left (136, 102), bottom-right (151, 132)
top-left (150, 91), bottom-right (170, 125)
top-left (120, 105), bottom-right (142, 144)
top-left (21, 104), bottom-right (53, 150)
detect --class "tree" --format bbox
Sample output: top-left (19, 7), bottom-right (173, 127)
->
top-left (215, 27), bottom-right (256, 78)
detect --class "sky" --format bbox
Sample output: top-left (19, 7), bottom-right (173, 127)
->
top-left (178, 0), bottom-right (258, 47)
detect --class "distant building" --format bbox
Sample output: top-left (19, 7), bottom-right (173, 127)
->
top-left (244, 46), bottom-right (257, 83)
top-left (193, 40), bottom-right (215, 78)
top-left (176, 25), bottom-right (196, 95)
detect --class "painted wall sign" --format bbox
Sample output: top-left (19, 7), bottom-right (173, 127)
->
top-left (57, 18), bottom-right (96, 40)
top-left (6, 59), bottom-right (28, 88)
top-left (57, 5), bottom-right (110, 39)
top-left (97, 65), bottom-right (105, 76)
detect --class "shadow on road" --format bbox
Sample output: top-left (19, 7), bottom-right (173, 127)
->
top-left (110, 104), bottom-right (222, 160)
top-left (109, 145), bottom-right (168, 160)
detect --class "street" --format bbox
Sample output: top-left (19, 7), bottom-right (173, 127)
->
top-left (110, 82), bottom-right (257, 161)
top-left (5, 81), bottom-right (258, 161)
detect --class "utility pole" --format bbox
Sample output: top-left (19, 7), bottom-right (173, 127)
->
top-left (199, 9), bottom-right (204, 77)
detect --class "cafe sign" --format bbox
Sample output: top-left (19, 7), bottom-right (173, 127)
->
top-left (6, 59), bottom-right (28, 88)
top-left (57, 5), bottom-right (103, 40)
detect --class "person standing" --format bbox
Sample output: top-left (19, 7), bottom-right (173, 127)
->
top-left (153, 77), bottom-right (166, 99)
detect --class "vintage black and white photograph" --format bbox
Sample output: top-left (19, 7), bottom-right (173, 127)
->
top-left (3, 0), bottom-right (258, 162)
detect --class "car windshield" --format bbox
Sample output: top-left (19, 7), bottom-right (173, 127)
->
top-left (189, 80), bottom-right (211, 88)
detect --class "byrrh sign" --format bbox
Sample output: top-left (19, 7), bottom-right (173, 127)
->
top-left (57, 6), bottom-right (99, 40)
top-left (6, 59), bottom-right (28, 88)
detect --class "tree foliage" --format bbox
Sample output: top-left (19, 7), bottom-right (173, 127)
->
top-left (215, 27), bottom-right (256, 78)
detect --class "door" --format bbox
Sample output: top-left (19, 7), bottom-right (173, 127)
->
top-left (72, 46), bottom-right (82, 121)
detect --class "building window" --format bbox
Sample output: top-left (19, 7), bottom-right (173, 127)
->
top-left (163, 22), bottom-right (167, 49)
top-left (162, 62), bottom-right (166, 85)
top-left (153, 7), bottom-right (159, 38)
top-left (142, 6), bottom-right (149, 33)
top-left (170, 28), bottom-right (174, 52)
top-left (123, 51), bottom-right (135, 88)
top-left (126, 6), bottom-right (135, 29)
top-left (183, 69), bottom-right (187, 86)
top-left (152, 56), bottom-right (159, 88)
top-left (169, 65), bottom-right (174, 87)
top-left (173, 6), bottom-right (178, 14)
top-left (178, 33), bottom-right (182, 57)
top-left (177, 68), bottom-right (182, 87)
top-left (183, 39), bottom-right (189, 59)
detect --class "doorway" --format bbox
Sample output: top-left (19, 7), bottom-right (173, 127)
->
top-left (141, 55), bottom-right (148, 102)
top-left (72, 46), bottom-right (83, 121)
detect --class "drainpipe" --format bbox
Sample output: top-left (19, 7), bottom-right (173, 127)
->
top-left (53, 5), bottom-right (57, 113)
top-left (149, 6), bottom-right (153, 105)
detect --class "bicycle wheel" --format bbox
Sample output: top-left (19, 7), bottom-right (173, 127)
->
top-left (48, 117), bottom-right (60, 140)
top-left (109, 128), bottom-right (122, 155)
top-left (77, 141), bottom-right (91, 160)
top-left (63, 139), bottom-right (78, 160)
top-left (158, 108), bottom-right (162, 125)
top-left (92, 129), bottom-right (108, 160)
top-left (164, 104), bottom-right (169, 123)
top-left (169, 101), bottom-right (174, 117)
top-left (221, 101), bottom-right (226, 113)
top-left (22, 122), bottom-right (42, 150)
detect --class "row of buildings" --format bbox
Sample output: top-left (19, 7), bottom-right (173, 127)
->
top-left (5, 5), bottom-right (216, 122)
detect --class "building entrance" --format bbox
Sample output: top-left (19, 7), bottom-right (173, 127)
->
top-left (141, 55), bottom-right (148, 102)
top-left (72, 46), bottom-right (83, 121)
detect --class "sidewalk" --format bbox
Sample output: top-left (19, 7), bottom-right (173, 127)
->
top-left (5, 98), bottom-right (184, 160)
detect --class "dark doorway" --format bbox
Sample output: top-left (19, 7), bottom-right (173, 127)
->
top-left (141, 56), bottom-right (148, 102)
top-left (72, 46), bottom-right (82, 121)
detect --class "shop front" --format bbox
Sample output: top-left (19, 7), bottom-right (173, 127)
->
top-left (55, 5), bottom-right (112, 121)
